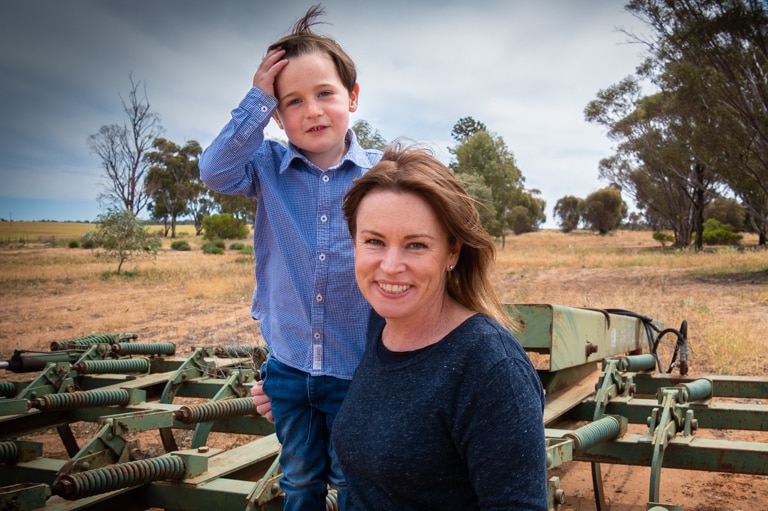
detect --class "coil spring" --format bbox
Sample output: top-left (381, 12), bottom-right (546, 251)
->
top-left (53, 455), bottom-right (186, 499)
top-left (0, 381), bottom-right (16, 398)
top-left (51, 333), bottom-right (137, 351)
top-left (175, 397), bottom-right (257, 424)
top-left (75, 358), bottom-right (149, 374)
top-left (326, 489), bottom-right (340, 511)
top-left (214, 345), bottom-right (255, 358)
top-left (0, 441), bottom-right (19, 463)
top-left (564, 415), bottom-right (621, 452)
top-left (33, 389), bottom-right (131, 411)
top-left (112, 342), bottom-right (175, 356)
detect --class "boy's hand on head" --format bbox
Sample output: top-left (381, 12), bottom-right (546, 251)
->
top-left (253, 48), bottom-right (288, 98)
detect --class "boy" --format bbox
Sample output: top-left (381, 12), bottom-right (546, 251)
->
top-left (199, 5), bottom-right (381, 510)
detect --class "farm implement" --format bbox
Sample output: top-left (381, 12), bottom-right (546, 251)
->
top-left (1, 305), bottom-right (767, 510)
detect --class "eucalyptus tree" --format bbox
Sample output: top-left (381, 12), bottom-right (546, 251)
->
top-left (352, 119), bottom-right (388, 150)
top-left (553, 195), bottom-right (584, 232)
top-left (145, 138), bottom-right (202, 238)
top-left (582, 187), bottom-right (628, 235)
top-left (451, 129), bottom-right (523, 246)
top-left (625, 0), bottom-right (768, 240)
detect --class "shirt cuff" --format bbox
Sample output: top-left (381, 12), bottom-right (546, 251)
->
top-left (239, 87), bottom-right (278, 123)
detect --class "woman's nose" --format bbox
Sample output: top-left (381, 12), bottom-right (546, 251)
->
top-left (380, 248), bottom-right (404, 273)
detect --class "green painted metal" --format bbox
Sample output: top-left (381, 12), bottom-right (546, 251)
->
top-left (1, 307), bottom-right (766, 510)
top-left (0, 482), bottom-right (50, 511)
top-left (511, 304), bottom-right (658, 370)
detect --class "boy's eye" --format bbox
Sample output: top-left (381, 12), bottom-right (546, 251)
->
top-left (319, 90), bottom-right (333, 97)
top-left (287, 98), bottom-right (302, 106)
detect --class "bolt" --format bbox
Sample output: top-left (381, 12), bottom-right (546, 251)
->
top-left (198, 446), bottom-right (210, 453)
top-left (555, 488), bottom-right (566, 504)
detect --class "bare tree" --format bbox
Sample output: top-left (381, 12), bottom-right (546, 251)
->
top-left (88, 74), bottom-right (163, 215)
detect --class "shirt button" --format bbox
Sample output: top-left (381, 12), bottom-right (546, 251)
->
top-left (320, 214), bottom-right (328, 223)
top-left (314, 332), bottom-right (321, 340)
top-left (319, 253), bottom-right (326, 262)
top-left (316, 294), bottom-right (323, 302)
top-left (322, 175), bottom-right (330, 183)
top-left (260, 105), bottom-right (269, 112)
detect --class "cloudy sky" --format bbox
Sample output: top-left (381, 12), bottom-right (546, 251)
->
top-left (0, 0), bottom-right (649, 226)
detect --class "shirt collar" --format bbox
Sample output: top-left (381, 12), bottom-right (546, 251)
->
top-left (279, 130), bottom-right (373, 174)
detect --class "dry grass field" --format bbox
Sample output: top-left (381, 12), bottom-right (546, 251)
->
top-left (1, 224), bottom-right (767, 509)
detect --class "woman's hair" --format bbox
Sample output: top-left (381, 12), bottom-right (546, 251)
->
top-left (343, 142), bottom-right (515, 331)
top-left (268, 4), bottom-right (357, 93)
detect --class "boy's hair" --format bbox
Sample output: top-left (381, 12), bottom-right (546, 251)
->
top-left (343, 142), bottom-right (516, 332)
top-left (268, 4), bottom-right (357, 93)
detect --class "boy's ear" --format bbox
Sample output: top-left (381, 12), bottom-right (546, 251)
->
top-left (272, 112), bottom-right (284, 130)
top-left (349, 83), bottom-right (360, 112)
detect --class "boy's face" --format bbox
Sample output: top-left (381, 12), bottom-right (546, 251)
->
top-left (272, 52), bottom-right (359, 170)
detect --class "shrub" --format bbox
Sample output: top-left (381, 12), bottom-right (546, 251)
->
top-left (701, 219), bottom-right (743, 246)
top-left (81, 232), bottom-right (99, 249)
top-left (652, 231), bottom-right (674, 247)
top-left (202, 213), bottom-right (249, 241)
top-left (170, 240), bottom-right (191, 251)
top-left (84, 209), bottom-right (161, 274)
top-left (202, 242), bottom-right (225, 255)
top-left (229, 242), bottom-right (246, 251)
top-left (68, 240), bottom-right (81, 249)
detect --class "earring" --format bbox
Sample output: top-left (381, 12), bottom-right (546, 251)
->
top-left (448, 264), bottom-right (455, 271)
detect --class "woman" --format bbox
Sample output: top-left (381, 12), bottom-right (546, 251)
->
top-left (331, 144), bottom-right (548, 510)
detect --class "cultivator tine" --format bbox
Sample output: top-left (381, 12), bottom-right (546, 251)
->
top-left (1, 305), bottom-right (766, 511)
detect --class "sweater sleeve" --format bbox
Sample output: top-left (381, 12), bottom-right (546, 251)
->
top-left (456, 353), bottom-right (548, 510)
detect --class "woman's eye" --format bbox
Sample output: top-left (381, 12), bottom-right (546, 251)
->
top-left (363, 238), bottom-right (384, 246)
top-left (407, 242), bottom-right (427, 249)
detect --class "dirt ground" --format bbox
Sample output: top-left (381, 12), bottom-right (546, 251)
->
top-left (1, 246), bottom-right (767, 510)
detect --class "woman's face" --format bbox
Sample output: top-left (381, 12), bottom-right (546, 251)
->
top-left (352, 189), bottom-right (459, 325)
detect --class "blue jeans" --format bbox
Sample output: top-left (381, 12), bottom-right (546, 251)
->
top-left (261, 357), bottom-right (350, 511)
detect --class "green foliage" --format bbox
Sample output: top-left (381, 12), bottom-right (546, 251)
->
top-left (145, 137), bottom-right (203, 238)
top-left (81, 235), bottom-right (98, 249)
top-left (451, 124), bottom-right (533, 243)
top-left (83, 209), bottom-right (161, 274)
top-left (508, 206), bottom-right (532, 235)
top-left (554, 195), bottom-right (584, 233)
top-left (451, 116), bottom-right (488, 142)
top-left (67, 240), bottom-right (80, 249)
top-left (352, 119), bottom-right (387, 150)
top-left (170, 240), bottom-right (191, 251)
top-left (202, 213), bottom-right (249, 241)
top-left (582, 188), bottom-right (628, 235)
top-left (700, 219), bottom-right (743, 246)
top-left (705, 198), bottom-right (746, 232)
top-left (202, 242), bottom-right (225, 255)
top-left (652, 231), bottom-right (675, 247)
top-left (229, 242), bottom-right (253, 254)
